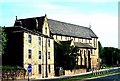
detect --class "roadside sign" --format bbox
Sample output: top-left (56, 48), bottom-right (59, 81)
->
top-left (28, 65), bottom-right (32, 73)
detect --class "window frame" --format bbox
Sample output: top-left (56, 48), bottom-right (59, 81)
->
top-left (38, 65), bottom-right (41, 74)
top-left (38, 36), bottom-right (41, 45)
top-left (39, 51), bottom-right (41, 59)
top-left (48, 64), bottom-right (51, 73)
top-left (48, 52), bottom-right (50, 59)
top-left (28, 49), bottom-right (32, 59)
top-left (48, 39), bottom-right (50, 47)
top-left (45, 27), bottom-right (47, 34)
top-left (28, 35), bottom-right (32, 43)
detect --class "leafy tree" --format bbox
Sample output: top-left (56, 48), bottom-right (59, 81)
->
top-left (102, 47), bottom-right (120, 66)
top-left (98, 41), bottom-right (104, 63)
top-left (0, 26), bottom-right (7, 55)
top-left (98, 41), bottom-right (120, 67)
top-left (54, 40), bottom-right (79, 71)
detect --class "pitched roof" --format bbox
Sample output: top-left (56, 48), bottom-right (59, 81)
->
top-left (14, 16), bottom-right (45, 32)
top-left (48, 19), bottom-right (98, 38)
top-left (5, 27), bottom-right (52, 39)
top-left (74, 42), bottom-right (94, 49)
top-left (5, 26), bottom-right (42, 36)
top-left (14, 15), bottom-right (98, 39)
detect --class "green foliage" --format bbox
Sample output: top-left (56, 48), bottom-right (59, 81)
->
top-left (98, 41), bottom-right (104, 57)
top-left (102, 47), bottom-right (120, 66)
top-left (0, 26), bottom-right (7, 55)
top-left (98, 41), bottom-right (120, 67)
top-left (0, 65), bottom-right (17, 69)
top-left (55, 41), bottom-right (79, 71)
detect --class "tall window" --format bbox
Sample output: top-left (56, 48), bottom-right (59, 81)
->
top-left (48, 64), bottom-right (51, 73)
top-left (38, 37), bottom-right (41, 45)
top-left (48, 52), bottom-right (50, 59)
top-left (48, 39), bottom-right (50, 47)
top-left (28, 35), bottom-right (32, 43)
top-left (28, 49), bottom-right (32, 59)
top-left (45, 27), bottom-right (47, 34)
top-left (39, 51), bottom-right (41, 59)
top-left (38, 65), bottom-right (41, 74)
top-left (84, 50), bottom-right (86, 54)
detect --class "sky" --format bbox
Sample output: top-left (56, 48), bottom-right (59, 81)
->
top-left (0, 0), bottom-right (119, 48)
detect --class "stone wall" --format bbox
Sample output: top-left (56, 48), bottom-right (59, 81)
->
top-left (65, 69), bottom-right (86, 76)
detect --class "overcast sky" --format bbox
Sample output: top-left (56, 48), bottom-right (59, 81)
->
top-left (0, 0), bottom-right (119, 48)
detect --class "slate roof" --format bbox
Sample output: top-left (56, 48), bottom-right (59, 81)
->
top-left (74, 42), bottom-right (94, 49)
top-left (5, 26), bottom-right (42, 36)
top-left (48, 19), bottom-right (97, 39)
top-left (56, 40), bottom-right (95, 49)
top-left (14, 15), bottom-right (98, 39)
top-left (14, 16), bottom-right (45, 32)
top-left (5, 27), bottom-right (52, 39)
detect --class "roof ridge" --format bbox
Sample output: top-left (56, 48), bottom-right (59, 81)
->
top-left (48, 18), bottom-right (89, 29)
top-left (18, 16), bottom-right (45, 20)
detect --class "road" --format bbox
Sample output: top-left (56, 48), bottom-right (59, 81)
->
top-left (84, 73), bottom-right (120, 81)
top-left (2, 74), bottom-right (120, 81)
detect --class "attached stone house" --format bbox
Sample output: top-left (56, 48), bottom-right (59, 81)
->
top-left (3, 14), bottom-right (99, 78)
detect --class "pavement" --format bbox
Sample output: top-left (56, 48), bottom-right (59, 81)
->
top-left (1, 67), bottom-right (120, 81)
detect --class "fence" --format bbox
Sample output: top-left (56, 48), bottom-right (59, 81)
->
top-left (92, 67), bottom-right (120, 75)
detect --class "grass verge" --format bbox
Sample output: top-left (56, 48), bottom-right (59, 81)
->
top-left (60, 69), bottom-right (120, 81)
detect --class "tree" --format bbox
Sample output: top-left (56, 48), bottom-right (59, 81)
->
top-left (98, 41), bottom-right (103, 55)
top-left (0, 26), bottom-right (7, 55)
top-left (98, 41), bottom-right (104, 64)
top-left (98, 41), bottom-right (120, 67)
top-left (102, 47), bottom-right (120, 66)
top-left (54, 40), bottom-right (79, 71)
